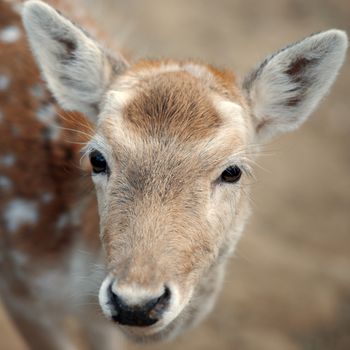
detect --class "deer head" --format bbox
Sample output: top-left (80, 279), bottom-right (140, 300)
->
top-left (22, 0), bottom-right (348, 342)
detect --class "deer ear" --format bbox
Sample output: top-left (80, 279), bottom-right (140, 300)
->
top-left (22, 0), bottom-right (128, 121)
top-left (243, 30), bottom-right (348, 142)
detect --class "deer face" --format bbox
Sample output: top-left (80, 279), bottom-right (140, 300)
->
top-left (89, 69), bottom-right (253, 339)
top-left (22, 0), bottom-right (347, 342)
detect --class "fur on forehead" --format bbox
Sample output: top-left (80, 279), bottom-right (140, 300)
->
top-left (99, 60), bottom-right (248, 146)
top-left (108, 60), bottom-right (245, 102)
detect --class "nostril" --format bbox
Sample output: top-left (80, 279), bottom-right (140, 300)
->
top-left (148, 286), bottom-right (171, 320)
top-left (107, 283), bottom-right (171, 327)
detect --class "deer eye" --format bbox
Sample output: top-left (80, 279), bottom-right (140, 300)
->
top-left (89, 150), bottom-right (108, 174)
top-left (220, 165), bottom-right (242, 183)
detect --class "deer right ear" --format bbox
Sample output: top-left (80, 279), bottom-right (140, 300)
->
top-left (22, 0), bottom-right (128, 121)
top-left (243, 30), bottom-right (348, 143)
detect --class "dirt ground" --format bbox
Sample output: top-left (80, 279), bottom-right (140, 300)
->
top-left (1, 0), bottom-right (350, 349)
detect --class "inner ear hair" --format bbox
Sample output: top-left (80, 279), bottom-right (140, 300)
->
top-left (243, 30), bottom-right (348, 142)
top-left (22, 0), bottom-right (128, 121)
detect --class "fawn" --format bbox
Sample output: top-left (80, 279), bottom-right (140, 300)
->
top-left (0, 0), bottom-right (347, 348)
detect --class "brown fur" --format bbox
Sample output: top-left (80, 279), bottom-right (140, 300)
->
top-left (0, 0), bottom-right (99, 259)
top-left (0, 0), bottom-right (250, 346)
top-left (0, 2), bottom-right (105, 349)
top-left (3, 0), bottom-right (345, 347)
top-left (123, 71), bottom-right (222, 141)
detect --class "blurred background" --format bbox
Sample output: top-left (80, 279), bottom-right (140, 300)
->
top-left (1, 0), bottom-right (350, 349)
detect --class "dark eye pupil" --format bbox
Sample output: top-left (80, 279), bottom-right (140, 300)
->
top-left (89, 150), bottom-right (107, 174)
top-left (221, 165), bottom-right (242, 183)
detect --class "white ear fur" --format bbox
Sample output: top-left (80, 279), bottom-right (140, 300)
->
top-left (243, 30), bottom-right (348, 142)
top-left (22, 0), bottom-right (128, 121)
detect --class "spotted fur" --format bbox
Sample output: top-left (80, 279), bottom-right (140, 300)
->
top-left (0, 0), bottom-right (347, 348)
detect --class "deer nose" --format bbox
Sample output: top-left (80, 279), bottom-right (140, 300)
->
top-left (107, 282), bottom-right (171, 327)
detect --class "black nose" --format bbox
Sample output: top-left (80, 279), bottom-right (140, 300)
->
top-left (107, 284), bottom-right (171, 327)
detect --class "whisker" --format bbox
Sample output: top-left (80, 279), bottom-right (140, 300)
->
top-left (56, 125), bottom-right (94, 139)
top-left (56, 110), bottom-right (95, 134)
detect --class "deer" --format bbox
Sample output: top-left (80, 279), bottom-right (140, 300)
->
top-left (0, 0), bottom-right (347, 349)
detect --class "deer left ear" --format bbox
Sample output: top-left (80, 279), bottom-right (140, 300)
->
top-left (243, 30), bottom-right (348, 142)
top-left (22, 0), bottom-right (128, 121)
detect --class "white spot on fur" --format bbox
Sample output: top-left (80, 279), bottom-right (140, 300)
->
top-left (0, 25), bottom-right (21, 43)
top-left (30, 84), bottom-right (45, 99)
top-left (11, 126), bottom-right (21, 136)
top-left (41, 192), bottom-right (54, 203)
top-left (36, 104), bottom-right (60, 140)
top-left (0, 74), bottom-right (10, 91)
top-left (11, 250), bottom-right (28, 266)
top-left (56, 213), bottom-right (70, 229)
top-left (0, 176), bottom-right (12, 192)
top-left (36, 103), bottom-right (56, 123)
top-left (3, 199), bottom-right (38, 233)
top-left (0, 154), bottom-right (16, 167)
